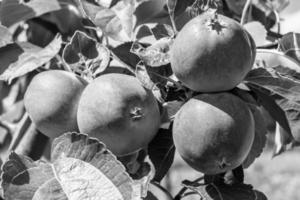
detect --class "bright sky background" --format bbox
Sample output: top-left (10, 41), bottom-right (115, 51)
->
top-left (280, 0), bottom-right (300, 33)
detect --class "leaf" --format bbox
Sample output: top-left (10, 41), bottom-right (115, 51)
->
top-left (187, 0), bottom-right (223, 17)
top-left (1, 133), bottom-right (150, 200)
top-left (0, 25), bottom-right (12, 48)
top-left (32, 179), bottom-right (67, 200)
top-left (62, 31), bottom-right (110, 77)
top-left (246, 84), bottom-right (294, 153)
top-left (183, 182), bottom-right (268, 200)
top-left (135, 61), bottom-right (171, 101)
top-left (223, 0), bottom-right (247, 15)
top-left (0, 0), bottom-right (72, 27)
top-left (243, 104), bottom-right (267, 168)
top-left (131, 37), bottom-right (172, 67)
top-left (163, 100), bottom-right (184, 121)
top-left (117, 150), bottom-right (151, 180)
top-left (148, 127), bottom-right (175, 182)
top-left (246, 49), bottom-right (300, 145)
top-left (244, 21), bottom-right (267, 47)
top-left (204, 166), bottom-right (244, 186)
top-left (51, 132), bottom-right (148, 199)
top-left (111, 41), bottom-right (142, 70)
top-left (150, 24), bottom-right (175, 40)
top-left (144, 183), bottom-right (173, 200)
top-left (135, 61), bottom-right (157, 90)
top-left (78, 0), bottom-right (137, 41)
top-left (253, 0), bottom-right (289, 13)
top-left (0, 35), bottom-right (62, 84)
top-left (273, 122), bottom-right (290, 155)
top-left (278, 32), bottom-right (300, 63)
top-left (1, 153), bottom-right (55, 200)
top-left (254, 49), bottom-right (300, 71)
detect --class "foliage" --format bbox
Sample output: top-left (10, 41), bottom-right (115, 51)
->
top-left (0, 0), bottom-right (299, 199)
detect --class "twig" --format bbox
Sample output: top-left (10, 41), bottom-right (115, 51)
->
top-left (167, 0), bottom-right (178, 34)
top-left (55, 55), bottom-right (72, 72)
top-left (151, 181), bottom-right (174, 200)
top-left (174, 176), bottom-right (204, 200)
top-left (240, 0), bottom-right (252, 25)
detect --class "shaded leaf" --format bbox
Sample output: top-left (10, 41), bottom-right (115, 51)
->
top-left (118, 150), bottom-right (151, 180)
top-left (183, 182), bottom-right (267, 200)
top-left (223, 0), bottom-right (247, 15)
top-left (243, 104), bottom-right (267, 168)
top-left (0, 44), bottom-right (25, 75)
top-left (0, 35), bottom-right (62, 84)
top-left (148, 127), bottom-right (175, 182)
top-left (144, 183), bottom-right (173, 200)
top-left (0, 0), bottom-right (72, 27)
top-left (246, 84), bottom-right (294, 153)
top-left (111, 41), bottom-right (142, 70)
top-left (62, 31), bottom-right (110, 77)
top-left (278, 32), bottom-right (300, 63)
top-left (224, 166), bottom-right (244, 185)
top-left (246, 49), bottom-right (300, 146)
top-left (0, 25), bottom-right (12, 48)
top-left (1, 153), bottom-right (54, 200)
top-left (150, 24), bottom-right (174, 40)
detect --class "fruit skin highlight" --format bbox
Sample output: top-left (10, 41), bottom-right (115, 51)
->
top-left (170, 12), bottom-right (253, 92)
top-left (77, 73), bottom-right (161, 156)
top-left (173, 92), bottom-right (255, 175)
top-left (24, 70), bottom-right (87, 138)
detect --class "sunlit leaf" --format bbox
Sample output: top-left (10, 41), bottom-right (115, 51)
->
top-left (78, 0), bottom-right (138, 41)
top-left (1, 133), bottom-right (150, 200)
top-left (244, 21), bottom-right (267, 47)
top-left (0, 25), bottom-right (12, 48)
top-left (0, 35), bottom-right (62, 84)
top-left (131, 37), bottom-right (172, 67)
top-left (253, 0), bottom-right (289, 13)
top-left (135, 61), bottom-right (157, 90)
